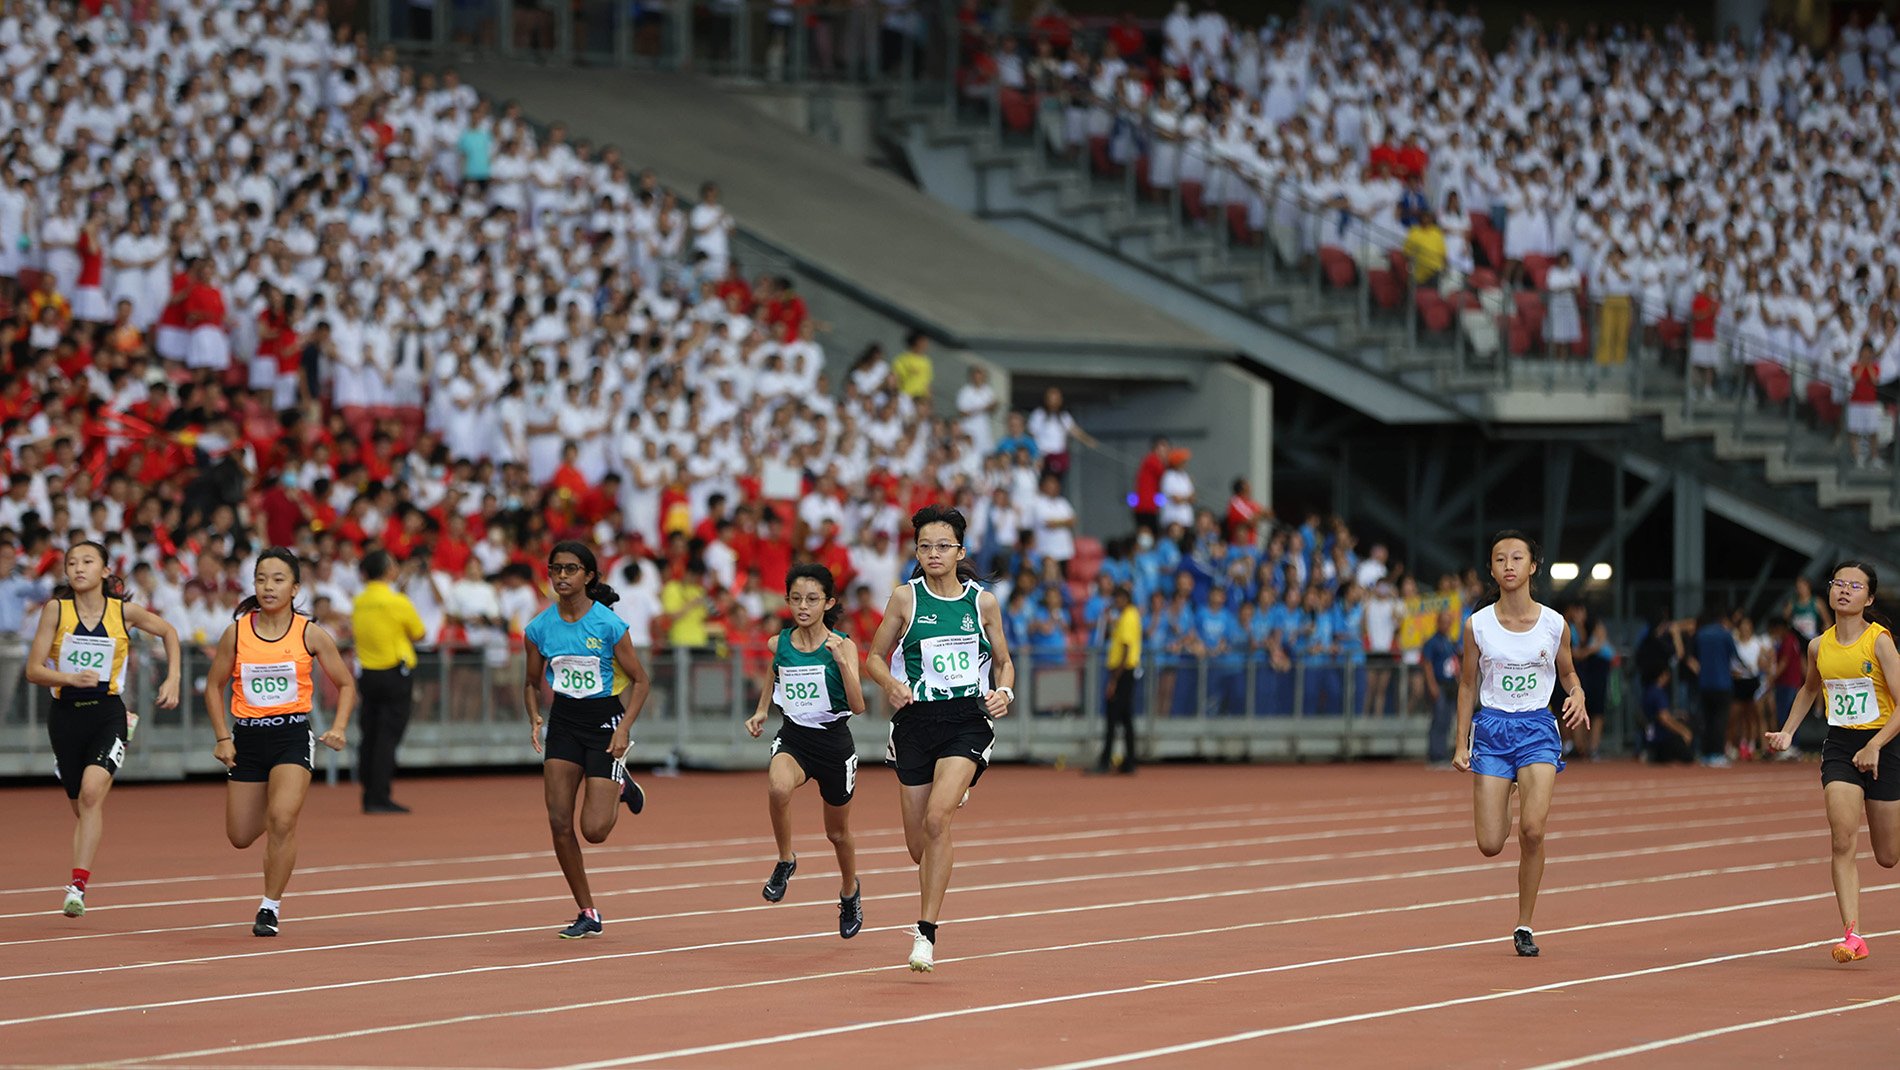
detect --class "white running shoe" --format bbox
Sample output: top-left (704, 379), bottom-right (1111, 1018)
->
top-left (61, 886), bottom-right (85, 918)
top-left (907, 927), bottom-right (935, 972)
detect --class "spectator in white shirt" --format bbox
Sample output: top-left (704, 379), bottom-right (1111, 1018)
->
top-left (1027, 386), bottom-right (1097, 484)
top-left (1032, 473), bottom-right (1078, 576)
top-left (955, 365), bottom-right (999, 454)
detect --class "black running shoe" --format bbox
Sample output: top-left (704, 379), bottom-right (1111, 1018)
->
top-left (1513, 927), bottom-right (1539, 957)
top-left (559, 911), bottom-right (603, 939)
top-left (621, 775), bottom-right (645, 815)
top-left (253, 908), bottom-right (279, 937)
top-left (762, 855), bottom-right (797, 902)
top-left (839, 882), bottom-right (863, 939)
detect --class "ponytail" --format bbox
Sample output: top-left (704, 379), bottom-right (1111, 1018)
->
top-left (585, 580), bottom-right (621, 607)
top-left (955, 560), bottom-right (979, 585)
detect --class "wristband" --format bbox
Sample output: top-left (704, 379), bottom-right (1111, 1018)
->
top-left (215, 736), bottom-right (231, 742)
top-left (996, 686), bottom-right (1015, 702)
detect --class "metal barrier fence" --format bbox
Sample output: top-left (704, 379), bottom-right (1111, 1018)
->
top-left (0, 642), bottom-right (1465, 783)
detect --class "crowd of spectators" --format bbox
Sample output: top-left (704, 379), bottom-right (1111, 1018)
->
top-left (0, 0), bottom-right (1106, 707)
top-left (962, 1), bottom-right (1900, 450)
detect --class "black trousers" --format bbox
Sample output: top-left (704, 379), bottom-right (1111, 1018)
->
top-left (1101, 668), bottom-right (1137, 770)
top-left (358, 666), bottom-right (415, 806)
top-left (1697, 688), bottom-right (1730, 760)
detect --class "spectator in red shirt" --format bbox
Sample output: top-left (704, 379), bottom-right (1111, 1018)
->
top-left (1133, 435), bottom-right (1171, 533)
top-left (1107, 13), bottom-right (1146, 61)
top-left (845, 585), bottom-right (883, 665)
top-left (753, 510), bottom-right (793, 594)
top-left (1225, 477), bottom-right (1266, 546)
top-left (1688, 283), bottom-right (1721, 397)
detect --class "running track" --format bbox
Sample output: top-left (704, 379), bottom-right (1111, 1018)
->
top-left (0, 763), bottom-right (1893, 1069)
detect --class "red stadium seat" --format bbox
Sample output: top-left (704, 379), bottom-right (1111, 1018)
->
top-left (1754, 360), bottom-right (1791, 404)
top-left (1179, 180), bottom-right (1205, 221)
top-left (1521, 254), bottom-right (1552, 291)
top-left (1000, 89), bottom-right (1035, 134)
top-left (1319, 246), bottom-right (1356, 289)
top-left (1808, 381), bottom-right (1841, 426)
top-left (1089, 136), bottom-right (1119, 177)
top-left (1226, 203), bottom-right (1257, 245)
top-left (1657, 318), bottom-right (1686, 351)
top-left (1415, 289), bottom-right (1453, 333)
top-left (1469, 267), bottom-right (1500, 291)
top-left (1368, 267), bottom-right (1404, 310)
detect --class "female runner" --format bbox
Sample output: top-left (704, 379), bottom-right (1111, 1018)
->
top-left (204, 548), bottom-right (357, 936)
top-left (24, 540), bottom-right (181, 917)
top-left (1452, 531), bottom-right (1588, 957)
top-left (745, 564), bottom-right (867, 937)
top-left (524, 541), bottom-right (651, 939)
top-left (864, 505), bottom-right (1016, 973)
top-left (1765, 561), bottom-right (1900, 963)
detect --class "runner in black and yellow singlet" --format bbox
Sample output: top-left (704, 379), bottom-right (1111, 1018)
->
top-left (745, 564), bottom-right (867, 937)
top-left (1767, 560), bottom-right (1900, 964)
top-left (204, 548), bottom-right (357, 937)
top-left (23, 541), bottom-right (180, 918)
top-left (864, 505), bottom-right (1017, 973)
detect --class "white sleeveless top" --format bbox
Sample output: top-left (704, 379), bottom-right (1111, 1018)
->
top-left (1469, 603), bottom-right (1567, 713)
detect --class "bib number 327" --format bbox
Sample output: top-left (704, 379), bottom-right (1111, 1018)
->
top-left (1826, 678), bottom-right (1879, 727)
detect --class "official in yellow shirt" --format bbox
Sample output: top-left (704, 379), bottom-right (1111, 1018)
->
top-left (1096, 586), bottom-right (1142, 774)
top-left (661, 566), bottom-right (711, 648)
top-left (352, 551), bottom-right (425, 814)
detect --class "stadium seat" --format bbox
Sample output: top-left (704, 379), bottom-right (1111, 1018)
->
top-left (1754, 360), bottom-right (1792, 404)
top-left (1179, 180), bottom-right (1206, 221)
top-left (1415, 289), bottom-right (1453, 333)
top-left (1089, 136), bottom-right (1119, 177)
top-left (1319, 246), bottom-right (1356, 289)
top-left (1521, 254), bottom-right (1553, 291)
top-left (1226, 204), bottom-right (1257, 245)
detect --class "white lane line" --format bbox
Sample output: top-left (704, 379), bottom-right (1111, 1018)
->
top-left (0, 783), bottom-right (1814, 923)
top-left (0, 821), bottom-right (1825, 985)
top-left (0, 772), bottom-right (1793, 898)
top-left (103, 859), bottom-right (1869, 1067)
top-left (1520, 993), bottom-right (1900, 1068)
top-left (560, 914), bottom-right (1900, 1067)
top-left (0, 825), bottom-right (1834, 1031)
top-left (0, 798), bottom-right (1822, 962)
top-left (1020, 924), bottom-right (1900, 1070)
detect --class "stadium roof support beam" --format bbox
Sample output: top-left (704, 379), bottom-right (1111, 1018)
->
top-left (1554, 471), bottom-right (1672, 603)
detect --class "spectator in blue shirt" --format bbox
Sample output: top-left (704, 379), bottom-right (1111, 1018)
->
top-left (1421, 610), bottom-right (1461, 766)
top-left (1643, 667), bottom-right (1695, 764)
top-left (1029, 587), bottom-right (1073, 667)
top-left (1098, 537), bottom-right (1137, 591)
top-left (1195, 587), bottom-right (1244, 715)
top-left (993, 411), bottom-right (1038, 458)
top-left (1159, 589), bottom-right (1201, 715)
top-left (1002, 589), bottom-right (1035, 654)
top-left (1691, 607), bottom-right (1740, 767)
top-left (0, 540), bottom-right (49, 726)
top-left (1303, 587), bottom-right (1343, 714)
top-left (1264, 586), bottom-right (1305, 714)
top-left (1081, 575), bottom-right (1116, 638)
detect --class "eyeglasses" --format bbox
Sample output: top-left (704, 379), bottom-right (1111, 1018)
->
top-left (917, 542), bottom-right (962, 556)
top-left (1830, 579), bottom-right (1868, 592)
top-left (548, 563), bottom-right (587, 576)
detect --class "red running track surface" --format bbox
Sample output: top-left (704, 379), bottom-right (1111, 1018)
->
top-left (0, 762), bottom-right (1894, 1069)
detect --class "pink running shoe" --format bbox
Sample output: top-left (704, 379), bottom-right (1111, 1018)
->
top-left (1833, 930), bottom-right (1870, 964)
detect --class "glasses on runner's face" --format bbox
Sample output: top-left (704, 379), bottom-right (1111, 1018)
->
top-left (917, 542), bottom-right (961, 556)
top-left (1831, 579), bottom-right (1867, 592)
top-left (549, 563), bottom-right (586, 576)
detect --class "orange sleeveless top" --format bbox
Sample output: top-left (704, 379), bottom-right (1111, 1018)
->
top-left (230, 614), bottom-right (315, 720)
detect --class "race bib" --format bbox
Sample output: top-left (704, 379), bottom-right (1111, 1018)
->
top-left (59, 634), bottom-right (116, 681)
top-left (1825, 677), bottom-right (1880, 727)
top-left (776, 664), bottom-right (832, 716)
top-left (920, 634), bottom-right (980, 692)
top-left (550, 654), bottom-right (604, 698)
top-left (239, 661), bottom-right (301, 708)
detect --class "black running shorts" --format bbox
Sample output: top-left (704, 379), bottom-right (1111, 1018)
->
top-left (891, 697), bottom-right (994, 787)
top-left (230, 715), bottom-right (315, 782)
top-left (49, 694), bottom-right (128, 799)
top-left (772, 718), bottom-right (858, 806)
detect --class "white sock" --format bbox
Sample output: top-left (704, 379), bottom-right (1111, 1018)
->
top-left (260, 897), bottom-right (281, 914)
top-left (1514, 926), bottom-right (1532, 935)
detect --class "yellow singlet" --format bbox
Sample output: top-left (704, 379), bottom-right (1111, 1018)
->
top-left (1815, 622), bottom-right (1894, 731)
